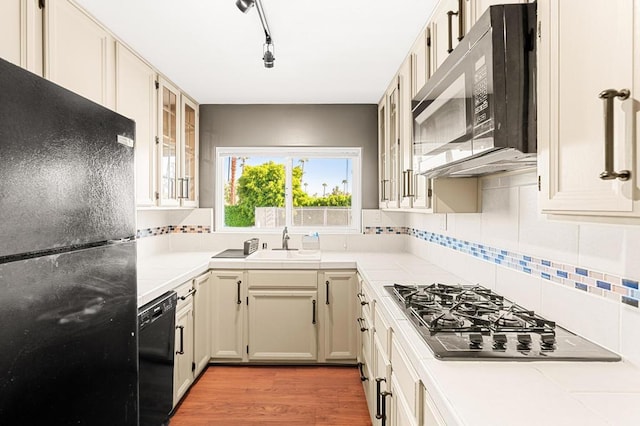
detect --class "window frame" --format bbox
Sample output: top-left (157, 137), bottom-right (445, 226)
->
top-left (215, 147), bottom-right (362, 233)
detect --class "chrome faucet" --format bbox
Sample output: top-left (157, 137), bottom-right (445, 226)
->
top-left (282, 226), bottom-right (290, 250)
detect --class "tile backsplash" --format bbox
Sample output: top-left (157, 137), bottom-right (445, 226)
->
top-left (363, 225), bottom-right (639, 310)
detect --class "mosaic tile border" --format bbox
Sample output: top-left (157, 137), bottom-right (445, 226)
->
top-left (136, 225), bottom-right (211, 239)
top-left (363, 226), bottom-right (640, 309)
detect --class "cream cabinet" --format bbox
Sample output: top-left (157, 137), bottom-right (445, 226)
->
top-left (378, 97), bottom-right (390, 208)
top-left (44, 0), bottom-right (114, 109)
top-left (0, 0), bottom-right (42, 75)
top-left (537, 0), bottom-right (640, 220)
top-left (320, 271), bottom-right (358, 362)
top-left (173, 282), bottom-right (195, 406)
top-left (422, 383), bottom-right (446, 426)
top-left (379, 77), bottom-right (401, 209)
top-left (430, 0), bottom-right (465, 72)
top-left (410, 27), bottom-right (431, 99)
top-left (372, 331), bottom-right (393, 425)
top-left (210, 270), bottom-right (246, 361)
top-left (357, 276), bottom-right (376, 422)
top-left (180, 95), bottom-right (199, 207)
top-left (247, 270), bottom-right (318, 361)
top-left (157, 78), bottom-right (199, 207)
top-left (398, 57), bottom-right (415, 209)
top-left (193, 272), bottom-right (211, 376)
top-left (115, 43), bottom-right (157, 207)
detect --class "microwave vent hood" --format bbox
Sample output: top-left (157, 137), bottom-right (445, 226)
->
top-left (412, 3), bottom-right (537, 179)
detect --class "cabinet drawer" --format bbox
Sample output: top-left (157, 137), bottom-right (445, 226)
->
top-left (175, 280), bottom-right (195, 310)
top-left (374, 304), bottom-right (392, 357)
top-left (423, 382), bottom-right (446, 426)
top-left (391, 338), bottom-right (422, 424)
top-left (248, 270), bottom-right (317, 288)
top-left (358, 276), bottom-right (375, 319)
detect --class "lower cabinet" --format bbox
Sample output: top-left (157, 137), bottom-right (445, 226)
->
top-left (372, 331), bottom-right (393, 425)
top-left (193, 272), bottom-right (211, 376)
top-left (248, 289), bottom-right (318, 361)
top-left (210, 270), bottom-right (246, 361)
top-left (172, 272), bottom-right (211, 407)
top-left (173, 284), bottom-right (194, 406)
top-left (247, 270), bottom-right (318, 361)
top-left (320, 271), bottom-right (358, 362)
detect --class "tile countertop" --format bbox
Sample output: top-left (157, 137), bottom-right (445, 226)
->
top-left (137, 250), bottom-right (640, 426)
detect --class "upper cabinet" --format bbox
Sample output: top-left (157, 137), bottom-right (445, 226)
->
top-left (537, 0), bottom-right (640, 220)
top-left (115, 43), bottom-right (157, 207)
top-left (4, 0), bottom-right (199, 209)
top-left (410, 27), bottom-right (431, 99)
top-left (157, 79), bottom-right (199, 207)
top-left (430, 0), bottom-right (465, 72)
top-left (181, 96), bottom-right (199, 207)
top-left (0, 0), bottom-right (43, 75)
top-left (44, 0), bottom-right (115, 109)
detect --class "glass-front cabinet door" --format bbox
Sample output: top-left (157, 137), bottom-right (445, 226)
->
top-left (158, 78), bottom-right (181, 206)
top-left (181, 96), bottom-right (198, 207)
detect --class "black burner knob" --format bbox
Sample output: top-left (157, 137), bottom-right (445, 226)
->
top-left (517, 334), bottom-right (532, 350)
top-left (469, 333), bottom-right (483, 348)
top-left (493, 333), bottom-right (507, 349)
top-left (540, 333), bottom-right (556, 349)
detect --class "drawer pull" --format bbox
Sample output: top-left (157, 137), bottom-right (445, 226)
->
top-left (236, 280), bottom-right (242, 304)
top-left (356, 317), bottom-right (368, 332)
top-left (312, 299), bottom-right (317, 325)
top-left (357, 292), bottom-right (369, 306)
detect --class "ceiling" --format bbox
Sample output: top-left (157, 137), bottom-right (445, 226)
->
top-left (74, 0), bottom-right (438, 104)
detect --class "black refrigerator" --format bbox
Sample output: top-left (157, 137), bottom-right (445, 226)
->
top-left (0, 58), bottom-right (138, 425)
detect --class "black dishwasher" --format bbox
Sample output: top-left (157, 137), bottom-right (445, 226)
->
top-left (138, 291), bottom-right (177, 426)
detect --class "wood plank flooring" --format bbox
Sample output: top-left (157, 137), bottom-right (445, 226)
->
top-left (170, 365), bottom-right (372, 426)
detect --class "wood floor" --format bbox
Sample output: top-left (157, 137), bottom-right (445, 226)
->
top-left (170, 365), bottom-right (372, 426)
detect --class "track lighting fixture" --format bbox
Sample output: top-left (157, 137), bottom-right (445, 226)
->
top-left (235, 0), bottom-right (275, 68)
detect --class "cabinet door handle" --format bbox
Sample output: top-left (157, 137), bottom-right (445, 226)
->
top-left (181, 177), bottom-right (190, 199)
top-left (325, 280), bottom-right (330, 305)
top-left (446, 0), bottom-right (464, 53)
top-left (380, 390), bottom-right (392, 425)
top-left (312, 299), bottom-right (317, 324)
top-left (357, 317), bottom-right (368, 332)
top-left (598, 88), bottom-right (631, 181)
top-left (236, 280), bottom-right (242, 304)
top-left (375, 377), bottom-right (386, 419)
top-left (380, 179), bottom-right (389, 202)
top-left (176, 325), bottom-right (185, 355)
top-left (357, 362), bottom-right (368, 382)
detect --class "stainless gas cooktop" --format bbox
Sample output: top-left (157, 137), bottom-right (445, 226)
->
top-left (386, 283), bottom-right (621, 361)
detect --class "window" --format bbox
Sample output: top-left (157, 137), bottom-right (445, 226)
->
top-left (216, 147), bottom-right (361, 232)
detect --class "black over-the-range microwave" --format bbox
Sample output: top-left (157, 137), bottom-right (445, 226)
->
top-left (412, 3), bottom-right (537, 178)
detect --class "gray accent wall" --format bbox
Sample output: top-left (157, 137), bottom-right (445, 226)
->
top-left (199, 104), bottom-right (378, 209)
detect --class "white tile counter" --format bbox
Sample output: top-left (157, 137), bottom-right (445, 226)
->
top-left (137, 249), bottom-right (640, 425)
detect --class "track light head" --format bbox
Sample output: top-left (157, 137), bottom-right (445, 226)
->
top-left (235, 0), bottom-right (255, 13)
top-left (263, 50), bottom-right (275, 68)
